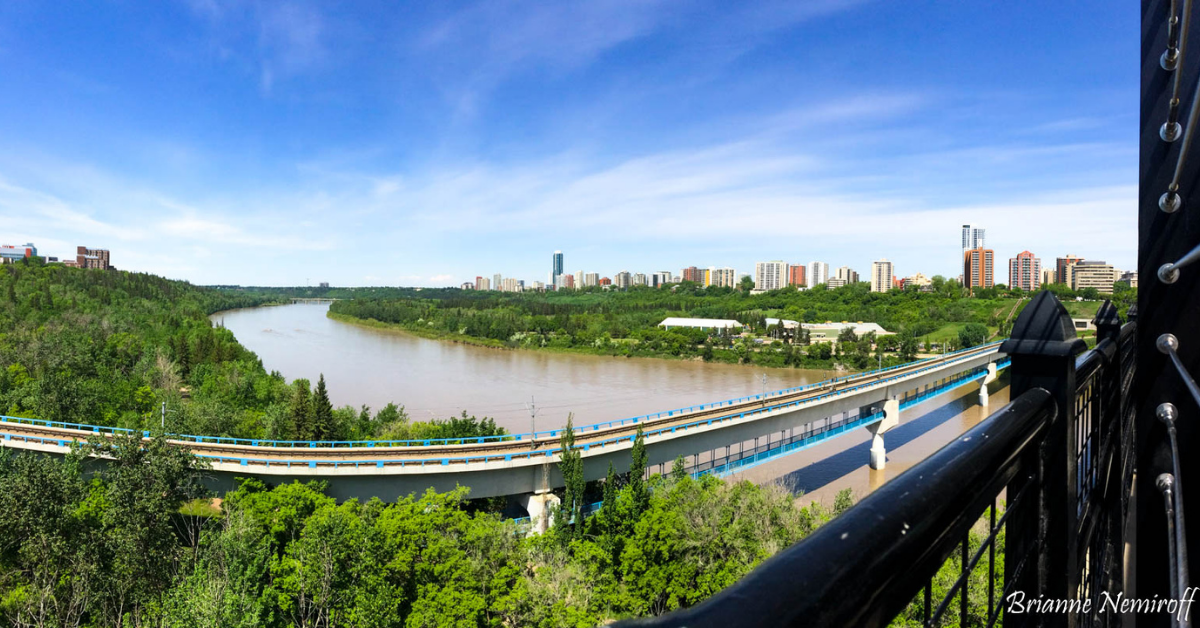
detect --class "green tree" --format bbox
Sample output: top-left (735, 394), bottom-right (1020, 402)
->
top-left (312, 374), bottom-right (334, 440)
top-left (629, 424), bottom-right (649, 517)
top-left (288, 379), bottom-right (313, 440)
top-left (958, 323), bottom-right (989, 348)
top-left (556, 414), bottom-right (585, 540)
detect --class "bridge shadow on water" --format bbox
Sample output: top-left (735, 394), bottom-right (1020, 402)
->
top-left (774, 376), bottom-right (1011, 498)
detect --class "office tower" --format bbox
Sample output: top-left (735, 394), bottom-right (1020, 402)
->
top-left (754, 261), bottom-right (787, 291)
top-left (1070, 261), bottom-right (1119, 293)
top-left (1008, 251), bottom-right (1042, 291)
top-left (961, 225), bottom-right (986, 252)
top-left (836, 266), bottom-right (859, 284)
top-left (552, 251), bottom-right (563, 288)
top-left (1056, 255), bottom-right (1084, 285)
top-left (807, 261), bottom-right (829, 287)
top-left (871, 259), bottom-right (893, 293)
top-left (963, 248), bottom-right (995, 293)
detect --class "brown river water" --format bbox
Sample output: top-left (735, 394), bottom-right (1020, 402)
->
top-left (214, 303), bottom-right (833, 433)
top-left (215, 303), bottom-right (1009, 502)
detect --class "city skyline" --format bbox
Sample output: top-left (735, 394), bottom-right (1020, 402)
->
top-left (0, 2), bottom-right (1135, 286)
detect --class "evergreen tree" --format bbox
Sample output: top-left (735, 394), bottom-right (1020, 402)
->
top-left (556, 414), bottom-right (584, 540)
top-left (288, 379), bottom-right (313, 440)
top-left (629, 424), bottom-right (649, 516)
top-left (670, 455), bottom-right (688, 482)
top-left (312, 374), bottom-right (334, 440)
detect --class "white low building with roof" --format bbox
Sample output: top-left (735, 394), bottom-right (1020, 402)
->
top-left (658, 317), bottom-right (743, 331)
top-left (804, 321), bottom-right (893, 342)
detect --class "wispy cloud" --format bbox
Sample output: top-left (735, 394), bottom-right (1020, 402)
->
top-left (184, 0), bottom-right (329, 92)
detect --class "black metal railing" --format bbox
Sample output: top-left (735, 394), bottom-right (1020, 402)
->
top-left (615, 292), bottom-right (1136, 628)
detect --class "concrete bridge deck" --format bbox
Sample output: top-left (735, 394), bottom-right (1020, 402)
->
top-left (0, 343), bottom-right (1005, 501)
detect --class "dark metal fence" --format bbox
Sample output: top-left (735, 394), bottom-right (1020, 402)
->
top-left (615, 292), bottom-right (1135, 628)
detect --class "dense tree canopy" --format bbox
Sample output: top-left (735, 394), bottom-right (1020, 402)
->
top-left (0, 261), bottom-right (504, 443)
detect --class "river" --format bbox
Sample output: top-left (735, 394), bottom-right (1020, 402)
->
top-left (214, 303), bottom-right (832, 433)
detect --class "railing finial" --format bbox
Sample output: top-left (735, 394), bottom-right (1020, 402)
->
top-left (1094, 300), bottom-right (1122, 344)
top-left (1000, 291), bottom-right (1088, 358)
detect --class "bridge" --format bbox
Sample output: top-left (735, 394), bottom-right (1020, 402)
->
top-left (609, 5), bottom-right (1196, 624)
top-left (0, 343), bottom-right (1007, 527)
top-left (290, 297), bottom-right (340, 304)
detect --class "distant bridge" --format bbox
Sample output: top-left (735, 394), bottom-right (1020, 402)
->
top-left (0, 343), bottom-right (1007, 525)
top-left (290, 297), bottom-right (340, 304)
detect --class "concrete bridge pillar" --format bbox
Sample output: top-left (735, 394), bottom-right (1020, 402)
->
top-left (866, 398), bottom-right (900, 470)
top-left (978, 362), bottom-right (998, 408)
top-left (517, 491), bottom-right (560, 535)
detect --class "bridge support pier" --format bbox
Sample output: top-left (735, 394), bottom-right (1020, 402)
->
top-left (866, 398), bottom-right (900, 471)
top-left (517, 491), bottom-right (560, 535)
top-left (978, 363), bottom-right (998, 408)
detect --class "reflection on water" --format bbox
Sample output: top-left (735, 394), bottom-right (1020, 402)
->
top-left (215, 303), bottom-right (833, 433)
top-left (729, 377), bottom-right (1011, 505)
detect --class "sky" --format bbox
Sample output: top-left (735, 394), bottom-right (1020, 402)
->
top-left (0, 0), bottom-right (1136, 287)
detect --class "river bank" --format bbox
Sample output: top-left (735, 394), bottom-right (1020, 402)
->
top-left (217, 304), bottom-right (835, 431)
top-left (326, 310), bottom-right (853, 372)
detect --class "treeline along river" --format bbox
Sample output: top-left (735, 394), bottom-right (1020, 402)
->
top-left (215, 303), bottom-right (830, 433)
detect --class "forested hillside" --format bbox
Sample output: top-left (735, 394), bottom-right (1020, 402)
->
top-left (329, 280), bottom-right (1048, 369)
top-left (0, 260), bottom-right (501, 442)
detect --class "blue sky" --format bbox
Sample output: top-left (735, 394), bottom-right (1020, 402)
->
top-left (0, 0), bottom-right (1135, 286)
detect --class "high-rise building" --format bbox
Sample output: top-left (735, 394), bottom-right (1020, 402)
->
top-left (651, 271), bottom-right (671, 288)
top-left (835, 266), bottom-right (859, 284)
top-left (961, 225), bottom-right (986, 252)
top-left (633, 273), bottom-right (647, 286)
top-left (1008, 251), bottom-right (1042, 292)
top-left (1040, 268), bottom-right (1057, 286)
top-left (1117, 271), bottom-right (1138, 288)
top-left (575, 270), bottom-right (584, 289)
top-left (871, 259), bottom-right (893, 293)
top-left (710, 267), bottom-right (736, 288)
top-left (1056, 256), bottom-right (1084, 285)
top-left (563, 274), bottom-right (575, 289)
top-left (1070, 261), bottom-right (1118, 293)
top-left (615, 271), bottom-right (632, 289)
top-left (788, 264), bottom-right (807, 287)
top-left (551, 251), bottom-right (564, 288)
top-left (584, 272), bottom-right (599, 287)
top-left (807, 261), bottom-right (829, 287)
top-left (963, 248), bottom-right (995, 293)
top-left (493, 273), bottom-right (502, 290)
top-left (598, 277), bottom-right (612, 286)
top-left (681, 266), bottom-right (704, 283)
top-left (475, 276), bottom-right (484, 290)
top-left (754, 261), bottom-right (788, 291)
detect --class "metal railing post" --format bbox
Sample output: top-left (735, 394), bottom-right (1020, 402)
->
top-left (1000, 291), bottom-right (1088, 623)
